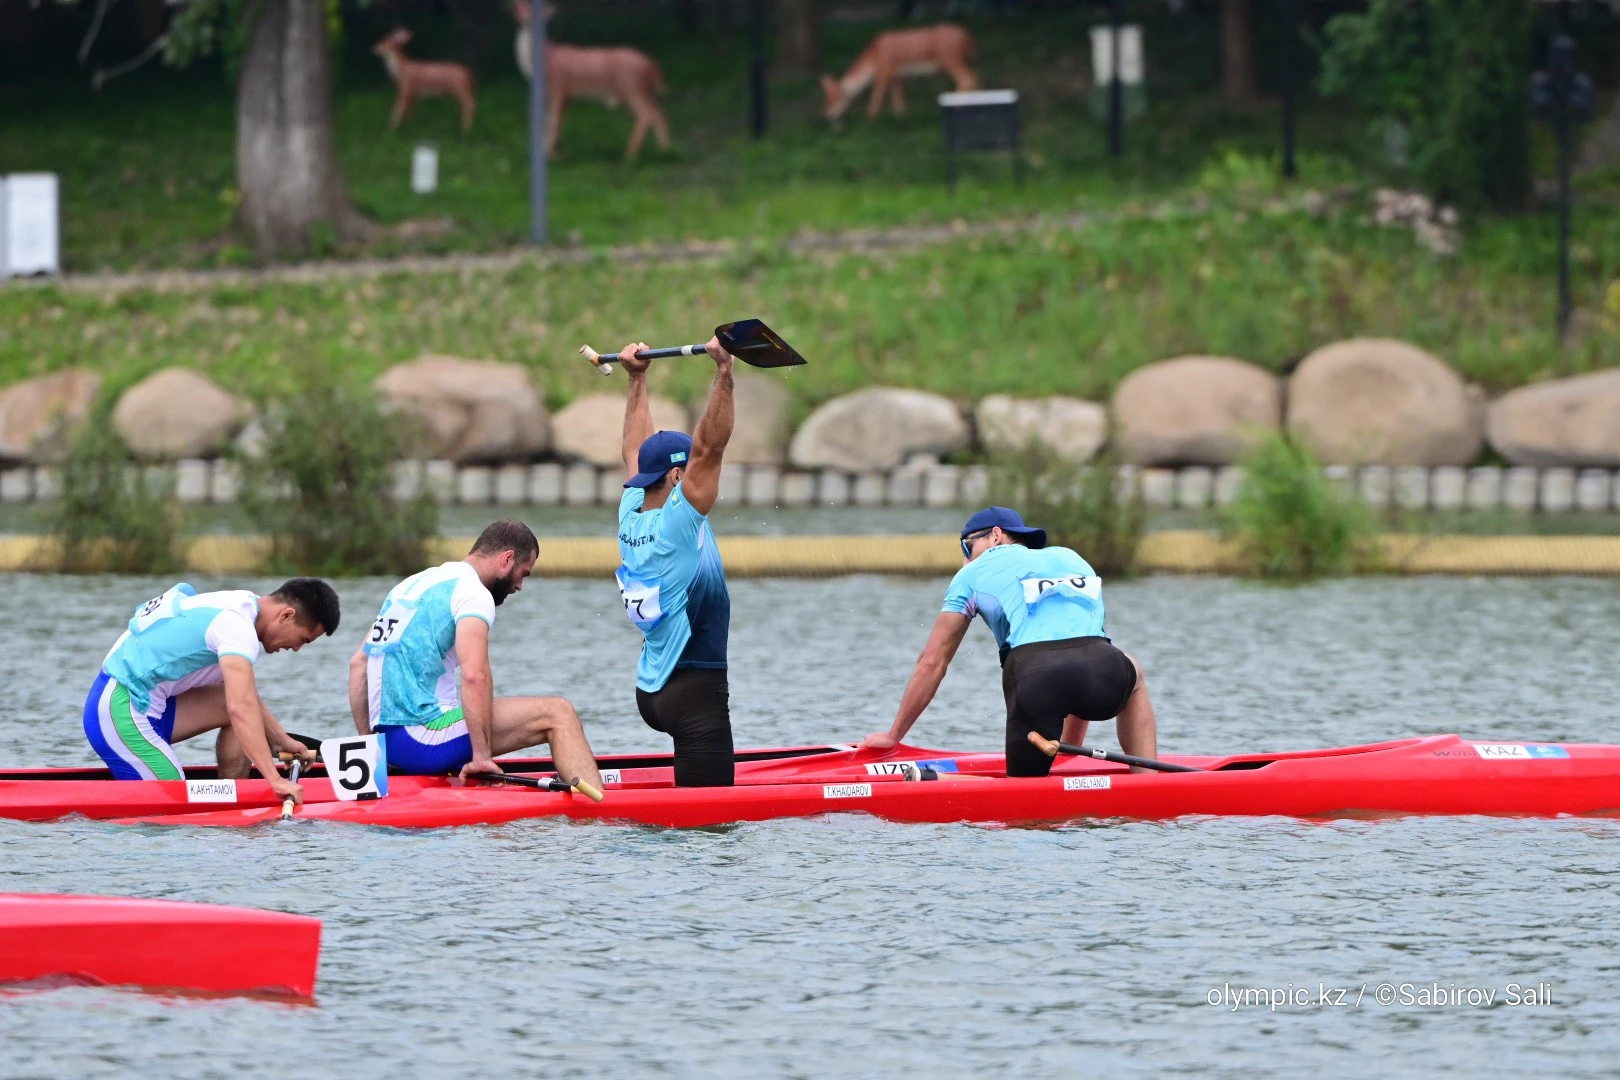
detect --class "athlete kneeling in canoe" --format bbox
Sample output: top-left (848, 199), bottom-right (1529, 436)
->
top-left (85, 579), bottom-right (341, 804)
top-left (350, 519), bottom-right (602, 786)
top-left (615, 337), bottom-right (737, 786)
top-left (863, 507), bottom-right (1159, 776)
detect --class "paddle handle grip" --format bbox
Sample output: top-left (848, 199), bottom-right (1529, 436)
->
top-left (571, 778), bottom-right (606, 803)
top-left (1026, 732), bottom-right (1202, 774)
top-left (280, 760), bottom-right (303, 821)
top-left (580, 342), bottom-right (710, 376)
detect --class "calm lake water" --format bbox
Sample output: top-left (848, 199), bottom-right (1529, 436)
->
top-left (2, 572), bottom-right (1619, 1078)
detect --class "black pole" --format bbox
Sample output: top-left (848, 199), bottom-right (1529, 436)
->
top-left (1280, 0), bottom-right (1296, 179)
top-left (527, 2), bottom-right (548, 245)
top-left (1107, 0), bottom-right (1122, 158)
top-left (750, 0), bottom-right (768, 139)
top-left (1553, 32), bottom-right (1574, 339)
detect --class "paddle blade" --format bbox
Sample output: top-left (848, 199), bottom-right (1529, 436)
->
top-left (715, 319), bottom-right (807, 369)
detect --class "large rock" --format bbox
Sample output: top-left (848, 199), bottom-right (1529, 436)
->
top-left (0, 369), bottom-right (101, 464)
top-left (1287, 338), bottom-right (1482, 465)
top-left (1486, 370), bottom-right (1620, 467)
top-left (113, 368), bottom-right (249, 460)
top-left (691, 370), bottom-right (791, 465)
top-left (375, 356), bottom-right (550, 463)
top-left (552, 393), bottom-right (689, 467)
top-left (788, 388), bottom-right (970, 472)
top-left (975, 395), bottom-right (1106, 463)
top-left (1111, 356), bottom-right (1281, 465)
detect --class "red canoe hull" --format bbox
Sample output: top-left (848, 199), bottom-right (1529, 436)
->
top-left (0, 894), bottom-right (320, 998)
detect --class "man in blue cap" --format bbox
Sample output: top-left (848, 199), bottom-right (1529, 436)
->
top-left (862, 507), bottom-right (1158, 776)
top-left (613, 336), bottom-right (738, 786)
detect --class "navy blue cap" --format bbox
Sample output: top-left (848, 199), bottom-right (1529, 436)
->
top-left (960, 506), bottom-right (1047, 549)
top-left (625, 430), bottom-right (694, 488)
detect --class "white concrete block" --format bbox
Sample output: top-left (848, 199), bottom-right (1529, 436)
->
top-left (1358, 465), bottom-right (1391, 508)
top-left (717, 465), bottom-right (744, 506)
top-left (1115, 464), bottom-right (1139, 502)
top-left (597, 468), bottom-right (623, 504)
top-left (1175, 466), bottom-right (1212, 509)
top-left (1539, 467), bottom-right (1575, 513)
top-left (887, 468), bottom-right (923, 506)
top-left (212, 461), bottom-right (241, 504)
top-left (1393, 465), bottom-right (1429, 510)
top-left (780, 472), bottom-right (815, 507)
top-left (1322, 464), bottom-right (1353, 499)
top-left (818, 471), bottom-right (850, 507)
top-left (1140, 468), bottom-right (1176, 509)
top-left (922, 465), bottom-right (960, 508)
top-left (1575, 469), bottom-right (1612, 513)
top-left (495, 464), bottom-right (528, 506)
top-left (424, 459), bottom-right (457, 503)
top-left (1430, 466), bottom-right (1466, 511)
top-left (959, 465), bottom-right (989, 506)
top-left (457, 466), bottom-right (493, 505)
top-left (1466, 466), bottom-right (1502, 511)
top-left (1502, 467), bottom-right (1538, 512)
top-left (745, 466), bottom-right (780, 507)
top-left (174, 459), bottom-right (210, 504)
top-left (1213, 466), bottom-right (1245, 507)
top-left (853, 473), bottom-right (886, 507)
top-left (392, 460), bottom-right (421, 502)
top-left (31, 466), bottom-right (60, 501)
top-left (1614, 473), bottom-right (1620, 515)
top-left (528, 463), bottom-right (563, 505)
top-left (563, 463), bottom-right (597, 506)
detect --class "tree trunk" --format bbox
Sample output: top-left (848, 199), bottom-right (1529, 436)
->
top-left (775, 0), bottom-right (820, 77)
top-left (1220, 0), bottom-right (1259, 108)
top-left (236, 0), bottom-right (369, 259)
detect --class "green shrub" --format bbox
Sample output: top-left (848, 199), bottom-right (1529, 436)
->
top-left (1222, 434), bottom-right (1379, 578)
top-left (45, 415), bottom-right (184, 573)
top-left (239, 363), bottom-right (438, 576)
top-left (989, 443), bottom-right (1145, 577)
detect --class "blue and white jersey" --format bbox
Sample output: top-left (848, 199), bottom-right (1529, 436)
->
top-left (101, 584), bottom-right (262, 717)
top-left (942, 544), bottom-right (1108, 652)
top-left (617, 483), bottom-right (730, 693)
top-left (364, 561), bottom-right (497, 727)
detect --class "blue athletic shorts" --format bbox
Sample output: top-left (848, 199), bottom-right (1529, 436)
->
top-left (379, 708), bottom-right (473, 775)
top-left (83, 670), bottom-right (182, 781)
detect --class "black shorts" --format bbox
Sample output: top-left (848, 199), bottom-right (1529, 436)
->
top-left (1001, 637), bottom-right (1138, 778)
top-left (636, 667), bottom-right (734, 787)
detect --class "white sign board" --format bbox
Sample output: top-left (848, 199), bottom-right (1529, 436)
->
top-left (411, 144), bottom-right (438, 195)
top-left (320, 733), bottom-right (389, 800)
top-left (0, 174), bottom-right (60, 278)
top-left (1089, 25), bottom-right (1144, 87)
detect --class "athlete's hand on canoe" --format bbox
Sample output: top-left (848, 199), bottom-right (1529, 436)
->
top-left (861, 731), bottom-right (900, 751)
top-left (270, 775), bottom-right (305, 806)
top-left (459, 757), bottom-right (502, 780)
top-left (617, 342), bottom-right (652, 377)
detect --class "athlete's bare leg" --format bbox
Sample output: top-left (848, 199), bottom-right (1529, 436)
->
top-left (166, 684), bottom-right (256, 777)
top-left (1115, 653), bottom-right (1158, 771)
top-left (1060, 715), bottom-right (1089, 745)
top-left (491, 696), bottom-right (602, 788)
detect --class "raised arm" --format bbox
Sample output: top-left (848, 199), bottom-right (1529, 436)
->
top-left (219, 655), bottom-right (304, 805)
top-left (680, 338), bottom-right (736, 516)
top-left (861, 612), bottom-right (973, 750)
top-left (454, 617), bottom-right (498, 778)
top-left (618, 341), bottom-right (655, 482)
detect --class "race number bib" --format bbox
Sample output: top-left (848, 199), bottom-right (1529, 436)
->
top-left (1020, 573), bottom-right (1102, 610)
top-left (319, 734), bottom-right (388, 801)
top-left (615, 567), bottom-right (665, 633)
top-left (130, 583), bottom-right (195, 633)
top-left (363, 602), bottom-right (415, 654)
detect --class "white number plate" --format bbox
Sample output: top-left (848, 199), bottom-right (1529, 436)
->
top-left (1063, 776), bottom-right (1111, 791)
top-left (319, 734), bottom-right (389, 801)
top-left (186, 778), bottom-right (238, 803)
top-left (823, 783), bottom-right (872, 799)
top-left (599, 769), bottom-right (622, 785)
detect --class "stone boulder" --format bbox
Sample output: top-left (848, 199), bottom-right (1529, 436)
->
top-left (1286, 338), bottom-right (1482, 465)
top-left (0, 369), bottom-right (101, 464)
top-left (788, 388), bottom-right (970, 473)
top-left (975, 395), bottom-right (1106, 463)
top-left (1111, 356), bottom-right (1281, 465)
top-left (374, 356), bottom-right (550, 463)
top-left (552, 393), bottom-right (689, 467)
top-left (691, 370), bottom-right (791, 465)
top-left (113, 368), bottom-right (249, 460)
top-left (1486, 370), bottom-right (1620, 467)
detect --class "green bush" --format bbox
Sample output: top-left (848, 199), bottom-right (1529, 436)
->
top-left (45, 415), bottom-right (184, 573)
top-left (239, 363), bottom-right (438, 576)
top-left (989, 443), bottom-right (1145, 577)
top-left (1222, 434), bottom-right (1379, 578)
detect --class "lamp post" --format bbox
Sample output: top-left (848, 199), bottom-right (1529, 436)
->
top-left (1279, 0), bottom-right (1296, 179)
top-left (1108, 0), bottom-right (1123, 158)
top-left (1531, 30), bottom-right (1595, 339)
top-left (528, 1), bottom-right (548, 245)
top-left (750, 0), bottom-right (768, 138)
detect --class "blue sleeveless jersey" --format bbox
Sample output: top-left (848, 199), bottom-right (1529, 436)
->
top-left (617, 483), bottom-right (729, 693)
top-left (942, 544), bottom-right (1109, 652)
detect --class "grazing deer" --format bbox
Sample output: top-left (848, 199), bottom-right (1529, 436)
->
top-left (373, 29), bottom-right (477, 132)
top-left (513, 0), bottom-right (670, 160)
top-left (821, 23), bottom-right (979, 123)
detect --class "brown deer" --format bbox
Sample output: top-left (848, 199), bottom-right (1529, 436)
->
top-left (372, 28), bottom-right (477, 132)
top-left (513, 1), bottom-right (670, 160)
top-left (821, 23), bottom-right (979, 124)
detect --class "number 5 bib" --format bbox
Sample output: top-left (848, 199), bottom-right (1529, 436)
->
top-left (615, 567), bottom-right (665, 633)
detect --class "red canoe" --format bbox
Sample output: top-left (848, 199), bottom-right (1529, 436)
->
top-left (0, 894), bottom-right (320, 998)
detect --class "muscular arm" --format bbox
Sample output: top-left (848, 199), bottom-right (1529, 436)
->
top-left (454, 618), bottom-right (497, 771)
top-left (681, 343), bottom-right (735, 516)
top-left (620, 342), bottom-right (655, 482)
top-left (349, 646), bottom-right (371, 736)
top-left (863, 613), bottom-right (973, 749)
top-left (218, 655), bottom-right (284, 782)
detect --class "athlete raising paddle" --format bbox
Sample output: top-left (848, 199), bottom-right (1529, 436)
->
top-left (614, 337), bottom-right (738, 786)
top-left (863, 507), bottom-right (1159, 776)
